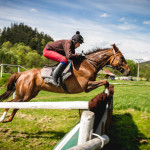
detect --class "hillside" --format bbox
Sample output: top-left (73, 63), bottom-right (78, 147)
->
top-left (140, 61), bottom-right (150, 65)
top-left (0, 23), bottom-right (54, 54)
top-left (139, 61), bottom-right (150, 80)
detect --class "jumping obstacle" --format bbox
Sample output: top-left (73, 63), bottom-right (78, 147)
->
top-left (0, 97), bottom-right (113, 150)
top-left (0, 84), bottom-right (113, 150)
top-left (0, 101), bottom-right (88, 109)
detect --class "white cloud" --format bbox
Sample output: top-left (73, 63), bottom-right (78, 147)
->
top-left (120, 17), bottom-right (125, 22)
top-left (30, 8), bottom-right (37, 13)
top-left (117, 23), bottom-right (136, 30)
top-left (143, 20), bottom-right (150, 25)
top-left (0, 0), bottom-right (150, 61)
top-left (99, 13), bottom-right (108, 18)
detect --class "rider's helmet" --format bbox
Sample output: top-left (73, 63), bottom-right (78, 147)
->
top-left (72, 31), bottom-right (84, 44)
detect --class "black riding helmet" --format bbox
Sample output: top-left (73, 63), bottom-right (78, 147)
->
top-left (72, 31), bottom-right (84, 44)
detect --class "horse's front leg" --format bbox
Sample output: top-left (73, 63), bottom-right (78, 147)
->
top-left (85, 80), bottom-right (109, 94)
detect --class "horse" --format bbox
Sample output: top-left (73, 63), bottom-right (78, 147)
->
top-left (0, 44), bottom-right (130, 123)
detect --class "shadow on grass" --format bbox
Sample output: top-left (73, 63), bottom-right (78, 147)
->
top-left (103, 113), bottom-right (147, 150)
top-left (9, 130), bottom-right (66, 141)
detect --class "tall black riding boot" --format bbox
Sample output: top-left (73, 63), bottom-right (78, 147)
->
top-left (52, 62), bottom-right (67, 87)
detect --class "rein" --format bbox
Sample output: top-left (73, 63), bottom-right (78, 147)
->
top-left (85, 48), bottom-right (117, 71)
top-left (85, 48), bottom-right (123, 72)
top-left (109, 49), bottom-right (124, 72)
top-left (85, 57), bottom-right (99, 71)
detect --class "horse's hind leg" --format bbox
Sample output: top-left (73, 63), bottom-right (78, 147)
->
top-left (0, 109), bottom-right (9, 123)
top-left (0, 90), bottom-right (40, 123)
top-left (2, 109), bottom-right (19, 123)
top-left (0, 97), bottom-right (22, 123)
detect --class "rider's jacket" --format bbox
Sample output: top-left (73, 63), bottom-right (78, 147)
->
top-left (45, 40), bottom-right (77, 59)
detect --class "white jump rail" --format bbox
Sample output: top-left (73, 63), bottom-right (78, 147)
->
top-left (0, 64), bottom-right (27, 78)
top-left (0, 99), bottom-right (113, 150)
top-left (0, 101), bottom-right (88, 109)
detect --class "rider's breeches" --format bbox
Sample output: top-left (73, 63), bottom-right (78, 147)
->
top-left (43, 48), bottom-right (68, 64)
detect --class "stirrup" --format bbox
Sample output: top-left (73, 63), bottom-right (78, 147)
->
top-left (51, 80), bottom-right (60, 87)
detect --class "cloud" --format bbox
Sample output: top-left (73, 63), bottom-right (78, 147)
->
top-left (117, 23), bottom-right (137, 30)
top-left (99, 13), bottom-right (108, 18)
top-left (143, 20), bottom-right (150, 25)
top-left (119, 17), bottom-right (125, 22)
top-left (0, 0), bottom-right (150, 61)
top-left (30, 8), bottom-right (37, 13)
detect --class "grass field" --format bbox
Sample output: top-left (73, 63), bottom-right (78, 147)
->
top-left (0, 80), bottom-right (150, 150)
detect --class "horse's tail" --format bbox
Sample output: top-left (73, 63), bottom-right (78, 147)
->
top-left (0, 72), bottom-right (22, 101)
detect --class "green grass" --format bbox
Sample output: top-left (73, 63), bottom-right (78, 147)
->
top-left (104, 109), bottom-right (150, 150)
top-left (0, 80), bottom-right (150, 150)
top-left (0, 73), bottom-right (11, 87)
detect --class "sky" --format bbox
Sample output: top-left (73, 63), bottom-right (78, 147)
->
top-left (0, 0), bottom-right (150, 62)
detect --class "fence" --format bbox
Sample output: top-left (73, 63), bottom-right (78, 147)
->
top-left (0, 64), bottom-right (27, 78)
top-left (0, 98), bottom-right (113, 150)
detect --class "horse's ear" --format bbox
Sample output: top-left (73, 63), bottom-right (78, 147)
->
top-left (111, 43), bottom-right (120, 52)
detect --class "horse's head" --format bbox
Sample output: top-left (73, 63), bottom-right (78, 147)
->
top-left (109, 44), bottom-right (130, 76)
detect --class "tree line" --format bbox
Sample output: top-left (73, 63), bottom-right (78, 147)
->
top-left (0, 23), bottom-right (149, 80)
top-left (0, 23), bottom-right (53, 55)
top-left (0, 23), bottom-right (56, 73)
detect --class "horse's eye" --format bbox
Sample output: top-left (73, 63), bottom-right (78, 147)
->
top-left (120, 56), bottom-right (124, 61)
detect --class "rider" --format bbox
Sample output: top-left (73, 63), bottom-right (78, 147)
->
top-left (43, 31), bottom-right (84, 86)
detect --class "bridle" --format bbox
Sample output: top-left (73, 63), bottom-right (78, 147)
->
top-left (109, 49), bottom-right (124, 72)
top-left (86, 48), bottom-right (124, 72)
top-left (110, 49), bottom-right (119, 66)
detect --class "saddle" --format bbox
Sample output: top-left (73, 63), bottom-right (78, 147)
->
top-left (41, 62), bottom-right (72, 93)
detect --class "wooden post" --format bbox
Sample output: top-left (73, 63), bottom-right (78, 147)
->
top-left (78, 111), bottom-right (95, 145)
top-left (69, 135), bottom-right (109, 150)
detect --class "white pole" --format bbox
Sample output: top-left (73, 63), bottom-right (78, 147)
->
top-left (136, 59), bottom-right (143, 81)
top-left (1, 64), bottom-right (3, 78)
top-left (18, 66), bottom-right (20, 72)
top-left (0, 102), bottom-right (89, 109)
top-left (78, 111), bottom-right (95, 145)
top-left (137, 62), bottom-right (140, 81)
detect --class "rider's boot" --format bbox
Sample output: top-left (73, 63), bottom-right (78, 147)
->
top-left (52, 62), bottom-right (67, 87)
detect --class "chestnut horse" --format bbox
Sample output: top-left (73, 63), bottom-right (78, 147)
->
top-left (0, 44), bottom-right (130, 123)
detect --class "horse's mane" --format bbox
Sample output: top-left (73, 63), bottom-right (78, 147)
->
top-left (84, 47), bottom-right (110, 55)
top-left (84, 44), bottom-right (120, 55)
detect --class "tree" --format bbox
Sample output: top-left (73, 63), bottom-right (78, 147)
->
top-left (0, 41), bottom-right (18, 64)
top-left (140, 65), bottom-right (150, 81)
top-left (0, 23), bottom-right (54, 54)
top-left (11, 43), bottom-right (32, 65)
top-left (2, 41), bottom-right (12, 49)
top-left (25, 51), bottom-right (42, 68)
top-left (126, 59), bottom-right (137, 76)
